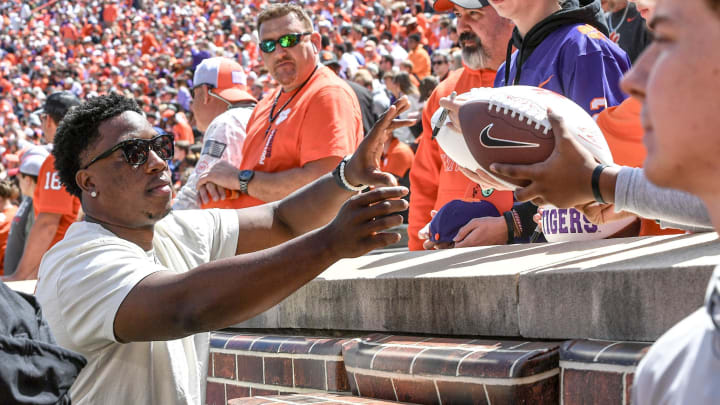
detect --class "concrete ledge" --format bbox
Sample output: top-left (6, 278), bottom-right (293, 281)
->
top-left (518, 233), bottom-right (720, 341)
top-left (237, 233), bottom-right (720, 341)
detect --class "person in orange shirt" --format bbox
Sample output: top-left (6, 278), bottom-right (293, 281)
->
top-left (381, 136), bottom-right (415, 223)
top-left (407, 33), bottom-right (432, 80)
top-left (0, 180), bottom-right (19, 276)
top-left (408, 0), bottom-right (515, 250)
top-left (7, 92), bottom-right (81, 282)
top-left (196, 4), bottom-right (363, 209)
top-left (102, 1), bottom-right (119, 28)
top-left (595, 96), bottom-right (683, 236)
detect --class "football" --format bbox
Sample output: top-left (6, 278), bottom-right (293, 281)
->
top-left (431, 86), bottom-right (636, 243)
top-left (431, 85), bottom-right (613, 190)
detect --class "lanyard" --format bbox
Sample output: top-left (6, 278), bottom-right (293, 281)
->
top-left (265, 65), bottom-right (319, 136)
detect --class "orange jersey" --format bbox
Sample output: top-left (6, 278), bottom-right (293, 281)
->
top-left (408, 67), bottom-right (514, 250)
top-left (381, 138), bottom-right (414, 178)
top-left (34, 155), bottom-right (81, 248)
top-left (408, 47), bottom-right (431, 80)
top-left (236, 66), bottom-right (364, 208)
top-left (596, 97), bottom-right (683, 237)
top-left (0, 205), bottom-right (18, 275)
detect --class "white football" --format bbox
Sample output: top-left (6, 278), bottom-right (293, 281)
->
top-left (430, 85), bottom-right (635, 242)
top-left (431, 85), bottom-right (614, 190)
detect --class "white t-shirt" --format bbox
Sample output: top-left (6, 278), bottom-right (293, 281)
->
top-left (174, 106), bottom-right (253, 210)
top-left (36, 209), bottom-right (240, 405)
top-left (633, 266), bottom-right (720, 405)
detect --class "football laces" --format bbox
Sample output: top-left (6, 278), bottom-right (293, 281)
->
top-left (488, 94), bottom-right (551, 135)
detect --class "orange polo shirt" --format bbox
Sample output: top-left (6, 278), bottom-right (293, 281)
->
top-left (236, 65), bottom-right (363, 208)
top-left (407, 46), bottom-right (431, 80)
top-left (408, 67), bottom-right (514, 250)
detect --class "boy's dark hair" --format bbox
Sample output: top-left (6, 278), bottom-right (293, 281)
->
top-left (0, 179), bottom-right (19, 200)
top-left (42, 91), bottom-right (81, 125)
top-left (53, 94), bottom-right (142, 198)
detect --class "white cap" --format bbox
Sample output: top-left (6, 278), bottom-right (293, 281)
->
top-left (193, 57), bottom-right (256, 103)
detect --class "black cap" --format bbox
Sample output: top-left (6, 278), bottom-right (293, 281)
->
top-left (319, 50), bottom-right (340, 67)
top-left (38, 91), bottom-right (81, 123)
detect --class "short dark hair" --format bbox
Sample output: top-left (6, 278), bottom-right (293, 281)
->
top-left (381, 55), bottom-right (394, 65)
top-left (256, 3), bottom-right (313, 33)
top-left (708, 0), bottom-right (720, 13)
top-left (53, 94), bottom-right (143, 198)
top-left (409, 33), bottom-right (421, 43)
top-left (43, 91), bottom-right (81, 124)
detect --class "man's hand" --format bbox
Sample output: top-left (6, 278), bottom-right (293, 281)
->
top-left (438, 93), bottom-right (469, 133)
top-left (344, 97), bottom-right (416, 188)
top-left (323, 186), bottom-right (409, 257)
top-left (575, 202), bottom-right (636, 225)
top-left (489, 109), bottom-right (601, 208)
top-left (196, 160), bottom-right (240, 204)
top-left (457, 166), bottom-right (513, 191)
top-left (452, 216), bottom-right (508, 248)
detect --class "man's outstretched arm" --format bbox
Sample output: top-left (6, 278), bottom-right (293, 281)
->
top-left (113, 98), bottom-right (415, 343)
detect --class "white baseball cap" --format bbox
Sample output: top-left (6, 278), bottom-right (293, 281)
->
top-left (193, 57), bottom-right (256, 103)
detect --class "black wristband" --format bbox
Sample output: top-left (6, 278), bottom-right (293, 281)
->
top-left (512, 201), bottom-right (539, 239)
top-left (592, 164), bottom-right (609, 204)
top-left (503, 210), bottom-right (515, 244)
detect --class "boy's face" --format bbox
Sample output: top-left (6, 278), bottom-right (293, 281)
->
top-left (621, 0), bottom-right (720, 194)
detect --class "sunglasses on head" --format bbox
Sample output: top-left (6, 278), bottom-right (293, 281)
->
top-left (190, 83), bottom-right (215, 98)
top-left (259, 32), bottom-right (312, 53)
top-left (82, 132), bottom-right (174, 170)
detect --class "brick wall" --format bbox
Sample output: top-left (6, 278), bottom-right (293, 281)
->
top-left (206, 333), bottom-right (651, 405)
top-left (206, 333), bottom-right (353, 405)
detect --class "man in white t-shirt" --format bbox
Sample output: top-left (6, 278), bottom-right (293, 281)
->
top-left (174, 57), bottom-right (257, 210)
top-left (36, 93), bottom-right (413, 404)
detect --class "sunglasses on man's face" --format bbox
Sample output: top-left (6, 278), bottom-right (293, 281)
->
top-left (709, 287), bottom-right (720, 333)
top-left (432, 60), bottom-right (447, 66)
top-left (82, 133), bottom-right (174, 170)
top-left (259, 32), bottom-right (312, 53)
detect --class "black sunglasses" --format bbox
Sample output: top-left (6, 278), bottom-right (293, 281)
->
top-left (432, 60), bottom-right (447, 65)
top-left (82, 133), bottom-right (174, 170)
top-left (259, 32), bottom-right (311, 53)
top-left (709, 287), bottom-right (720, 333)
top-left (190, 83), bottom-right (215, 98)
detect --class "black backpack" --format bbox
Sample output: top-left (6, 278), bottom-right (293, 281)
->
top-left (0, 282), bottom-right (86, 404)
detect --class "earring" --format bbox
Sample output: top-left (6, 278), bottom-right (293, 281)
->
top-left (91, 191), bottom-right (97, 198)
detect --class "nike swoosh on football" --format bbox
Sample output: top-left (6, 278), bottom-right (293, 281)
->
top-left (479, 123), bottom-right (540, 148)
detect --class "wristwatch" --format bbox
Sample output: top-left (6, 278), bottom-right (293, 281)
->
top-left (237, 170), bottom-right (255, 195)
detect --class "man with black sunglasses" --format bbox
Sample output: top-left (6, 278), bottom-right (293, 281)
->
top-left (196, 4), bottom-right (364, 210)
top-left (35, 93), bottom-right (413, 404)
top-left (4, 91), bottom-right (81, 282)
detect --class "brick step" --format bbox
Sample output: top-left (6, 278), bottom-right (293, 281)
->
top-left (560, 339), bottom-right (651, 405)
top-left (228, 393), bottom-right (414, 404)
top-left (342, 334), bottom-right (561, 404)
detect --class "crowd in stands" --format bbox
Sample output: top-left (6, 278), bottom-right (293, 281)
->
top-left (2, 0), bottom-right (719, 403)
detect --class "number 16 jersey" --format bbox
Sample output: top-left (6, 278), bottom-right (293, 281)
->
top-left (34, 154), bottom-right (81, 248)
